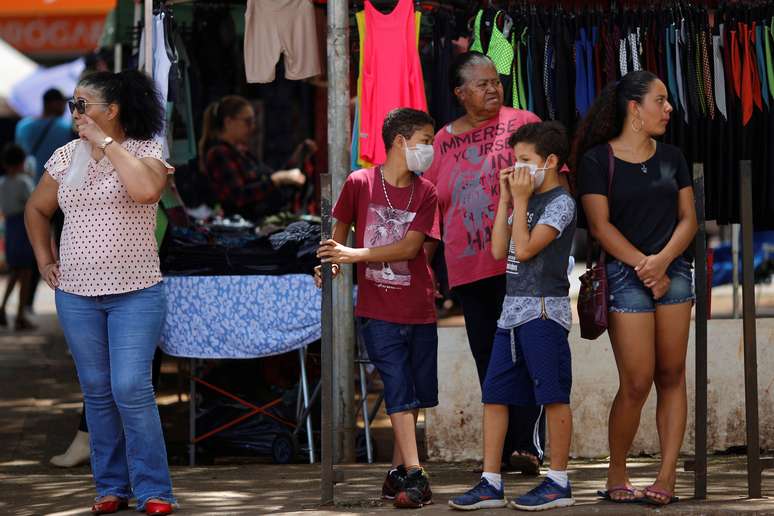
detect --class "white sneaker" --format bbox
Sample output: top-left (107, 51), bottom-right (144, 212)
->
top-left (50, 430), bottom-right (90, 467)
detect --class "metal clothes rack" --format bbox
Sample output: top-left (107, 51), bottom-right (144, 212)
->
top-left (687, 161), bottom-right (772, 499)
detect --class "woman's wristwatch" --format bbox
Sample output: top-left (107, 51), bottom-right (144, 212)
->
top-left (98, 136), bottom-right (114, 151)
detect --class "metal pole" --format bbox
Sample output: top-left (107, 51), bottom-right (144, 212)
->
top-left (189, 358), bottom-right (196, 466)
top-left (359, 362), bottom-right (374, 463)
top-left (326, 0), bottom-right (356, 463)
top-left (114, 43), bottom-right (123, 73)
top-left (692, 164), bottom-right (708, 499)
top-left (144, 0), bottom-right (153, 74)
top-left (133, 2), bottom-right (142, 51)
top-left (732, 224), bottom-right (740, 318)
top-left (320, 173), bottom-right (335, 504)
top-left (739, 161), bottom-right (761, 498)
top-left (299, 348), bottom-right (315, 463)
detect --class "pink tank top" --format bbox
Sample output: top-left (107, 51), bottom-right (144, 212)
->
top-left (359, 0), bottom-right (427, 165)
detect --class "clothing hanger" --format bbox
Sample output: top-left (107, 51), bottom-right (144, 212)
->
top-left (363, 0), bottom-right (424, 13)
top-left (418, 1), bottom-right (455, 13)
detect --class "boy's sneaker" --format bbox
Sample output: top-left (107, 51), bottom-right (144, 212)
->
top-left (394, 467), bottom-right (432, 508)
top-left (448, 477), bottom-right (507, 510)
top-left (509, 477), bottom-right (575, 511)
top-left (382, 465), bottom-right (407, 500)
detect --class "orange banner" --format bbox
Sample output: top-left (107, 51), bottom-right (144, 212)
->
top-left (0, 15), bottom-right (105, 54)
top-left (0, 0), bottom-right (117, 17)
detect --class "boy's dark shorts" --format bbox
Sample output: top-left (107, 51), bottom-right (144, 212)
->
top-left (358, 317), bottom-right (438, 415)
top-left (482, 318), bottom-right (572, 406)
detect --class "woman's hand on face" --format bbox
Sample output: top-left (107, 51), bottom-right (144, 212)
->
top-left (499, 167), bottom-right (513, 205)
top-left (74, 115), bottom-right (107, 145)
top-left (635, 254), bottom-right (670, 287)
top-left (39, 262), bottom-right (60, 289)
top-left (271, 168), bottom-right (306, 187)
top-left (508, 166), bottom-right (534, 201)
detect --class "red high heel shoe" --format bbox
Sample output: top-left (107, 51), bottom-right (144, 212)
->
top-left (145, 500), bottom-right (174, 515)
top-left (91, 498), bottom-right (129, 514)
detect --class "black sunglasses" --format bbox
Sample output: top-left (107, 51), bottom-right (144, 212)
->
top-left (68, 99), bottom-right (109, 115)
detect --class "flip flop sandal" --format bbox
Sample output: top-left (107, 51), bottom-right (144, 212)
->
top-left (509, 452), bottom-right (540, 476)
top-left (597, 485), bottom-right (645, 504)
top-left (644, 485), bottom-right (679, 505)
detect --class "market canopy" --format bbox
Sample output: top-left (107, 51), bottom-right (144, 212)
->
top-left (0, 37), bottom-right (37, 97)
top-left (0, 37), bottom-right (38, 116)
top-left (7, 57), bottom-right (84, 117)
top-left (0, 0), bottom-right (116, 56)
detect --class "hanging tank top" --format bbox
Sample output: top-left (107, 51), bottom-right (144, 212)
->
top-left (513, 26), bottom-right (528, 109)
top-left (359, 0), bottom-right (427, 165)
top-left (470, 10), bottom-right (514, 76)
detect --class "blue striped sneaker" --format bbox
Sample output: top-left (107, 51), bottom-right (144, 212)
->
top-left (509, 477), bottom-right (575, 511)
top-left (448, 478), bottom-right (507, 510)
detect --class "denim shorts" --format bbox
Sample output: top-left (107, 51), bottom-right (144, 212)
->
top-left (358, 318), bottom-right (438, 415)
top-left (482, 319), bottom-right (572, 406)
top-left (606, 257), bottom-right (695, 313)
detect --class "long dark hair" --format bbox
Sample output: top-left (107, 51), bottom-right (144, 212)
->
top-left (78, 70), bottom-right (164, 141)
top-left (198, 95), bottom-right (251, 161)
top-left (569, 70), bottom-right (660, 176)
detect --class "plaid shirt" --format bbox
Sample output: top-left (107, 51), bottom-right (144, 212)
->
top-left (205, 141), bottom-right (280, 219)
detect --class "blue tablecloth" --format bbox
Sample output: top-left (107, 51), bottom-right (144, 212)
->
top-left (160, 275), bottom-right (321, 359)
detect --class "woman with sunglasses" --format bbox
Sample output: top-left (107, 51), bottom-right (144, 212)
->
top-left (25, 70), bottom-right (176, 515)
top-left (199, 95), bottom-right (307, 220)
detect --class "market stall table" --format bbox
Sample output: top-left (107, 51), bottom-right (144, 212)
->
top-left (160, 274), bottom-right (321, 465)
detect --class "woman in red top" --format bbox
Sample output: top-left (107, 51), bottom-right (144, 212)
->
top-left (423, 52), bottom-right (554, 474)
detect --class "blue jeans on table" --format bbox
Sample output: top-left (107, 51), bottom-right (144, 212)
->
top-left (55, 283), bottom-right (176, 510)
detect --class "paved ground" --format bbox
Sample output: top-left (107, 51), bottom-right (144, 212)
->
top-left (0, 285), bottom-right (773, 515)
top-left (2, 459), bottom-right (774, 515)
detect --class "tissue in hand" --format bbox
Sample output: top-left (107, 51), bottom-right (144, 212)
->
top-left (63, 140), bottom-right (92, 188)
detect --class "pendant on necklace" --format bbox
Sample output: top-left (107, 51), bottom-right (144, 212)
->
top-left (640, 163), bottom-right (648, 174)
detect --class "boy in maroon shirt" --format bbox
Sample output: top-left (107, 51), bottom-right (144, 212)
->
top-left (316, 108), bottom-right (439, 508)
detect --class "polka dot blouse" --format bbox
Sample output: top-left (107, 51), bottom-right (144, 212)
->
top-left (45, 138), bottom-right (173, 296)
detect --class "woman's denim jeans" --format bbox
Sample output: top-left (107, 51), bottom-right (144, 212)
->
top-left (55, 283), bottom-right (175, 509)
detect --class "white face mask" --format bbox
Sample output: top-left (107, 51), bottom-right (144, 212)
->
top-left (402, 137), bottom-right (435, 174)
top-left (514, 159), bottom-right (549, 188)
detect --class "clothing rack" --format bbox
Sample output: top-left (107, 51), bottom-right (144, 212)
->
top-left (493, 0), bottom-right (721, 8)
top-left (348, 0), bottom-right (468, 11)
top-left (465, 2), bottom-right (774, 228)
top-left (160, 0), bottom-right (247, 6)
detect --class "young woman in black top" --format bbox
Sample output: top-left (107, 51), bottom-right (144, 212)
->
top-left (572, 71), bottom-right (698, 505)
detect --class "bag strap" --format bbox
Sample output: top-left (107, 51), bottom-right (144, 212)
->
top-left (599, 144), bottom-right (617, 264)
top-left (29, 117), bottom-right (57, 156)
top-left (606, 144), bottom-right (615, 193)
top-left (585, 144), bottom-right (616, 268)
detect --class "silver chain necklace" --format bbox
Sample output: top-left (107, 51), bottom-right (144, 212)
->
top-left (380, 166), bottom-right (414, 212)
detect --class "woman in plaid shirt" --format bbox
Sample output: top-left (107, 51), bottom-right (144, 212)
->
top-left (199, 95), bottom-right (306, 219)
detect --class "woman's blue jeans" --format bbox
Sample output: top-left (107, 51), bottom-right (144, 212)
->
top-left (55, 283), bottom-right (175, 509)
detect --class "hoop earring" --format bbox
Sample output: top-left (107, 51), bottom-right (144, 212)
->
top-left (631, 117), bottom-right (644, 133)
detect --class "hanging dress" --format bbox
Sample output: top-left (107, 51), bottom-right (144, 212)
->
top-left (359, 0), bottom-right (427, 165)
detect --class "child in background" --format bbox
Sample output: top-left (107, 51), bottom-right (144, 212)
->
top-left (449, 122), bottom-right (577, 511)
top-left (316, 108), bottom-right (439, 509)
top-left (0, 144), bottom-right (37, 330)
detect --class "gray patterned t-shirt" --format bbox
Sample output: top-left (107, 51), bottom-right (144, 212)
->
top-left (498, 187), bottom-right (576, 331)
